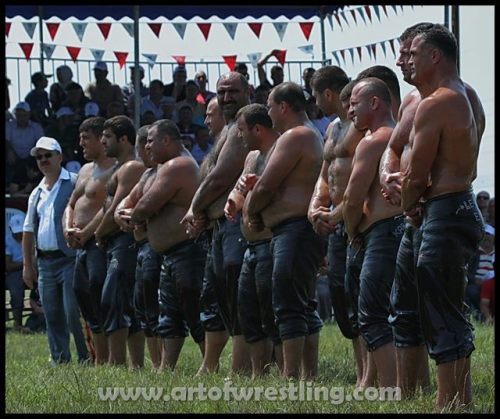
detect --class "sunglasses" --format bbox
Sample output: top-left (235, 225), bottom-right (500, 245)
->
top-left (477, 196), bottom-right (489, 200)
top-left (35, 152), bottom-right (54, 160)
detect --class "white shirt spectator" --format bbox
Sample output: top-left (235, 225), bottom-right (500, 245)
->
top-left (5, 119), bottom-right (44, 159)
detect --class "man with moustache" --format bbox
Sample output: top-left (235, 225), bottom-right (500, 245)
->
top-left (128, 119), bottom-right (205, 371)
top-left (63, 116), bottom-right (116, 365)
top-left (181, 72), bottom-right (251, 375)
top-left (94, 115), bottom-right (146, 367)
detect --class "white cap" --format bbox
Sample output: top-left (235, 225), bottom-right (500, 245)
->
top-left (485, 224), bottom-right (495, 236)
top-left (56, 106), bottom-right (75, 118)
top-left (14, 101), bottom-right (31, 112)
top-left (93, 61), bottom-right (108, 71)
top-left (9, 213), bottom-right (25, 234)
top-left (30, 136), bottom-right (62, 156)
top-left (84, 101), bottom-right (100, 117)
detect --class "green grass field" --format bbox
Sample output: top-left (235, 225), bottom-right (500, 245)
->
top-left (5, 321), bottom-right (495, 413)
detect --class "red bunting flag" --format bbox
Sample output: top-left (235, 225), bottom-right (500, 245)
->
top-left (350, 10), bottom-right (358, 25)
top-left (248, 22), bottom-right (262, 38)
top-left (197, 23), bottom-right (211, 41)
top-left (356, 46), bottom-right (362, 61)
top-left (46, 22), bottom-right (60, 41)
top-left (334, 13), bottom-right (343, 30)
top-left (97, 23), bottom-right (111, 40)
top-left (370, 44), bottom-right (377, 60)
top-left (272, 49), bottom-right (287, 66)
top-left (223, 55), bottom-right (237, 71)
top-left (299, 22), bottom-right (314, 41)
top-left (19, 43), bottom-right (34, 60)
top-left (381, 5), bottom-right (388, 18)
top-left (364, 6), bottom-right (372, 22)
top-left (114, 51), bottom-right (128, 69)
top-left (66, 46), bottom-right (81, 62)
top-left (172, 55), bottom-right (186, 65)
top-left (6, 22), bottom-right (12, 38)
top-left (148, 23), bottom-right (162, 38)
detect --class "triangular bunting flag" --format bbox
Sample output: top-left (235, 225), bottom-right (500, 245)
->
top-left (273, 22), bottom-right (288, 42)
top-left (339, 49), bottom-right (346, 64)
top-left (97, 23), bottom-right (111, 40)
top-left (389, 38), bottom-right (397, 58)
top-left (372, 6), bottom-right (381, 22)
top-left (399, 5), bottom-right (405, 13)
top-left (19, 43), bottom-right (34, 60)
top-left (22, 22), bottom-right (37, 39)
top-left (334, 13), bottom-right (343, 30)
top-left (299, 22), bottom-right (314, 41)
top-left (298, 44), bottom-right (314, 56)
top-left (172, 55), bottom-right (186, 66)
top-left (348, 48), bottom-right (355, 65)
top-left (356, 46), bottom-right (362, 62)
top-left (247, 52), bottom-right (262, 69)
top-left (223, 22), bottom-right (238, 40)
top-left (350, 10), bottom-right (358, 26)
top-left (340, 11), bottom-right (350, 28)
top-left (142, 53), bottom-right (157, 69)
top-left (6, 22), bottom-right (12, 37)
top-left (381, 5), bottom-right (388, 17)
top-left (248, 23), bottom-right (262, 39)
top-left (364, 6), bottom-right (373, 23)
top-left (365, 45), bottom-right (372, 60)
top-left (390, 5), bottom-right (398, 15)
top-left (380, 41), bottom-right (387, 58)
top-left (72, 22), bottom-right (88, 42)
top-left (42, 43), bottom-right (56, 60)
top-left (326, 14), bottom-right (333, 31)
top-left (114, 51), bottom-right (128, 69)
top-left (223, 55), bottom-right (237, 71)
top-left (357, 7), bottom-right (368, 25)
top-left (46, 22), bottom-right (60, 41)
top-left (90, 48), bottom-right (105, 62)
top-left (148, 23), bottom-right (162, 38)
top-left (371, 44), bottom-right (377, 60)
top-left (172, 23), bottom-right (187, 40)
top-left (122, 22), bottom-right (134, 38)
top-left (197, 23), bottom-right (211, 41)
top-left (331, 51), bottom-right (341, 67)
top-left (272, 49), bottom-right (287, 66)
top-left (66, 46), bottom-right (81, 63)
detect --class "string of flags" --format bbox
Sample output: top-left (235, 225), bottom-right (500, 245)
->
top-left (331, 37), bottom-right (401, 66)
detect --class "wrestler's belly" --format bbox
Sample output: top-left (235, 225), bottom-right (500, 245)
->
top-left (147, 205), bottom-right (190, 253)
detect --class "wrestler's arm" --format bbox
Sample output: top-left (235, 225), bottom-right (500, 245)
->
top-left (114, 170), bottom-right (150, 229)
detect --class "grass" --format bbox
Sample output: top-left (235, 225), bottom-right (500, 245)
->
top-left (5, 321), bottom-right (495, 413)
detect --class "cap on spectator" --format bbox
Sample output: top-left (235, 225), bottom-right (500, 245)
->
top-left (30, 136), bottom-right (62, 156)
top-left (56, 106), bottom-right (75, 118)
top-left (93, 61), bottom-right (108, 72)
top-left (14, 101), bottom-right (31, 112)
top-left (173, 65), bottom-right (187, 75)
top-left (31, 71), bottom-right (52, 84)
top-left (130, 65), bottom-right (145, 72)
top-left (84, 101), bottom-right (100, 117)
top-left (9, 214), bottom-right (26, 234)
top-left (485, 224), bottom-right (495, 236)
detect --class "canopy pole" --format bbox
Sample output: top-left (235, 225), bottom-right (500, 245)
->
top-left (319, 7), bottom-right (327, 66)
top-left (451, 5), bottom-right (460, 74)
top-left (133, 6), bottom-right (141, 129)
top-left (38, 6), bottom-right (44, 73)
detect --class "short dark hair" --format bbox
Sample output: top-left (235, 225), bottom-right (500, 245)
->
top-left (356, 65), bottom-right (400, 102)
top-left (65, 82), bottom-right (83, 92)
top-left (339, 80), bottom-right (358, 103)
top-left (79, 116), bottom-right (105, 137)
top-left (310, 65), bottom-right (350, 94)
top-left (270, 82), bottom-right (306, 112)
top-left (418, 23), bottom-right (458, 63)
top-left (103, 115), bottom-right (136, 145)
top-left (136, 125), bottom-right (150, 145)
top-left (236, 103), bottom-right (273, 129)
top-left (399, 22), bottom-right (434, 43)
top-left (150, 118), bottom-right (181, 141)
top-left (356, 77), bottom-right (392, 107)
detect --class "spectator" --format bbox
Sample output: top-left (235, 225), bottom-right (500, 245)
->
top-left (176, 104), bottom-right (202, 145)
top-left (476, 190), bottom-right (490, 223)
top-left (234, 62), bottom-right (255, 101)
top-left (122, 65), bottom-right (149, 114)
top-left (306, 96), bottom-right (332, 139)
top-left (488, 197), bottom-right (495, 227)
top-left (176, 80), bottom-right (206, 126)
top-left (140, 79), bottom-right (169, 120)
top-left (84, 101), bottom-right (100, 119)
top-left (164, 65), bottom-right (187, 102)
top-left (61, 82), bottom-right (89, 128)
top-left (106, 100), bottom-right (127, 118)
top-left (480, 270), bottom-right (495, 324)
top-left (140, 109), bottom-right (157, 126)
top-left (25, 284), bottom-right (47, 333)
top-left (6, 213), bottom-right (28, 332)
top-left (257, 50), bottom-right (285, 89)
top-left (194, 70), bottom-right (216, 105)
top-left (190, 126), bottom-right (213, 165)
top-left (161, 96), bottom-right (177, 121)
top-left (302, 67), bottom-right (316, 99)
top-left (253, 84), bottom-right (271, 105)
top-left (181, 135), bottom-right (194, 152)
top-left (44, 106), bottom-right (81, 164)
top-left (49, 65), bottom-right (73, 113)
top-left (25, 71), bottom-right (54, 128)
top-left (85, 61), bottom-right (123, 117)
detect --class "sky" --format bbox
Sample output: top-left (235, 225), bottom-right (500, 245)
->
top-left (5, 5), bottom-right (495, 195)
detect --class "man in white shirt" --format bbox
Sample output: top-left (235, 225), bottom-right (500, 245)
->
top-left (22, 136), bottom-right (89, 365)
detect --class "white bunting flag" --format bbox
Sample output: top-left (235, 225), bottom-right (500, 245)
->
top-left (142, 53), bottom-right (158, 69)
top-left (122, 22), bottom-right (134, 38)
top-left (222, 22), bottom-right (238, 40)
top-left (72, 22), bottom-right (88, 42)
top-left (172, 23), bottom-right (187, 40)
top-left (298, 44), bottom-right (314, 56)
top-left (22, 22), bottom-right (37, 39)
top-left (42, 43), bottom-right (56, 60)
top-left (272, 22), bottom-right (288, 42)
top-left (247, 52), bottom-right (262, 69)
top-left (90, 48), bottom-right (105, 62)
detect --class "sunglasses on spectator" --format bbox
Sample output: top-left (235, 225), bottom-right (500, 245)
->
top-left (477, 195), bottom-right (489, 200)
top-left (35, 152), bottom-right (54, 160)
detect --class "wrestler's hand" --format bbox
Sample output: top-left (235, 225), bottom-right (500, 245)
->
top-left (224, 198), bottom-right (238, 222)
top-left (236, 174), bottom-right (259, 195)
top-left (380, 172), bottom-right (402, 207)
top-left (65, 228), bottom-right (81, 249)
top-left (95, 232), bottom-right (107, 249)
top-left (310, 207), bottom-right (336, 236)
top-left (247, 214), bottom-right (265, 232)
top-left (116, 208), bottom-right (135, 232)
top-left (181, 208), bottom-right (208, 238)
top-left (404, 205), bottom-right (422, 228)
top-left (71, 228), bottom-right (94, 248)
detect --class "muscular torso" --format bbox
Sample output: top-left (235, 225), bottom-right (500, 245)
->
top-left (399, 90), bottom-right (421, 173)
top-left (134, 168), bottom-right (157, 242)
top-left (73, 162), bottom-right (115, 228)
top-left (148, 156), bottom-right (200, 253)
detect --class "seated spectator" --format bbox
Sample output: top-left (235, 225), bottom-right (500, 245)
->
top-left (85, 61), bottom-right (123, 117)
top-left (235, 62), bottom-right (255, 100)
top-left (61, 82), bottom-right (89, 128)
top-left (44, 106), bottom-right (81, 164)
top-left (6, 213), bottom-right (28, 332)
top-left (480, 271), bottom-right (495, 324)
top-left (161, 97), bottom-right (177, 121)
top-left (176, 105), bottom-right (203, 145)
top-left (164, 65), bottom-right (187, 102)
top-left (140, 79), bottom-right (170, 120)
top-left (49, 65), bottom-right (74, 113)
top-left (190, 126), bottom-right (213, 165)
top-left (106, 100), bottom-right (127, 118)
top-left (25, 71), bottom-right (54, 128)
top-left (25, 284), bottom-right (46, 333)
top-left (8, 164), bottom-right (43, 197)
top-left (176, 80), bottom-right (206, 125)
top-left (181, 135), bottom-right (194, 152)
top-left (306, 96), bottom-right (332, 139)
top-left (140, 109), bottom-right (157, 126)
top-left (122, 65), bottom-right (149, 110)
top-left (253, 84), bottom-right (271, 105)
top-left (84, 101), bottom-right (100, 119)
top-left (302, 67), bottom-right (316, 99)
top-left (194, 70), bottom-right (216, 105)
